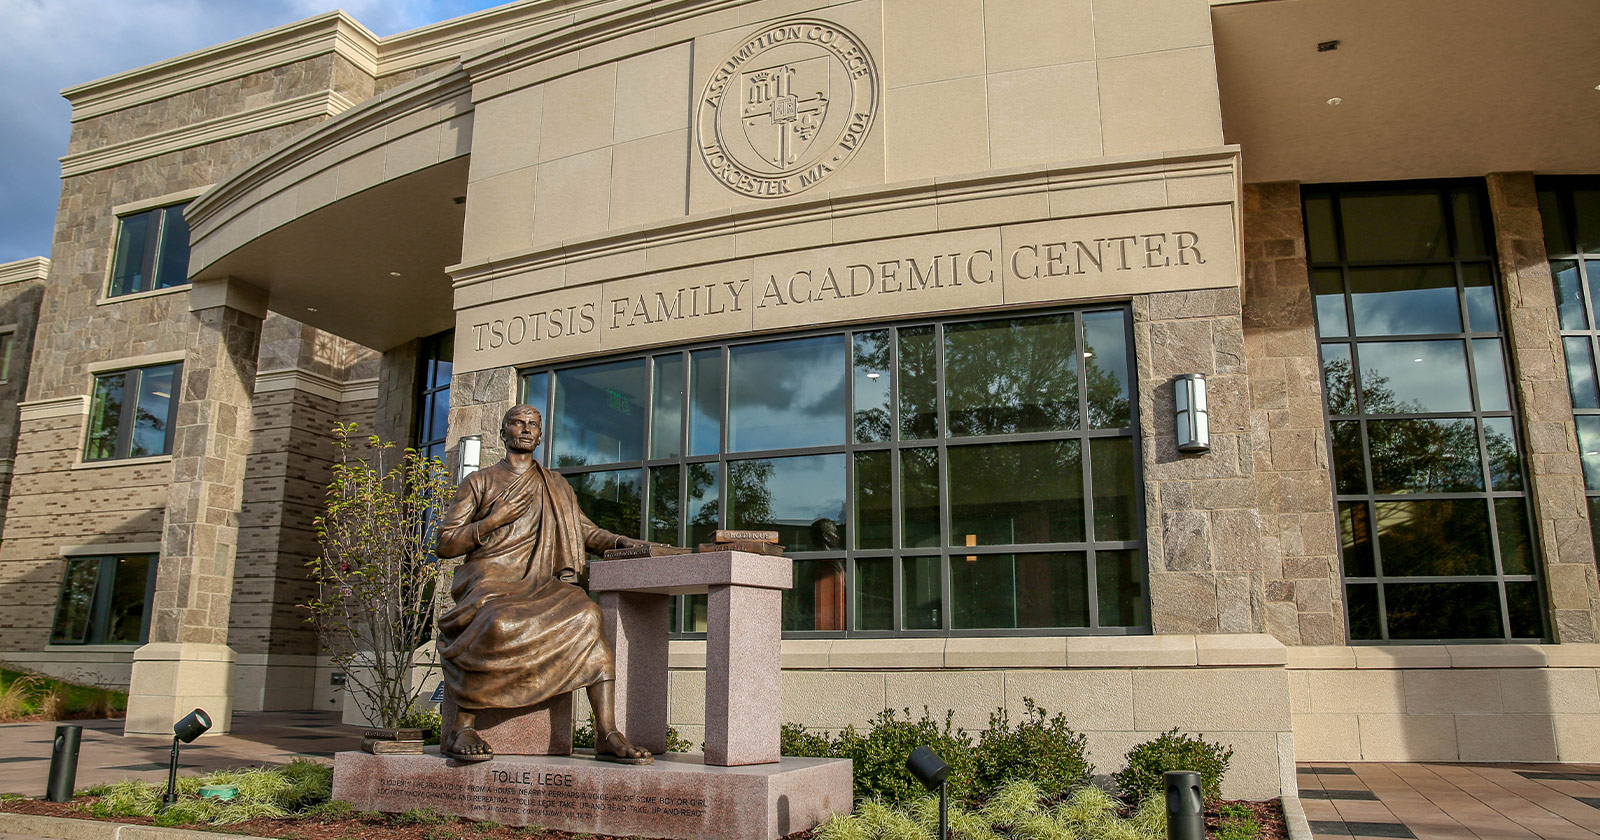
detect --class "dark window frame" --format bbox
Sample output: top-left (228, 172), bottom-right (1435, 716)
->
top-left (520, 306), bottom-right (1148, 640)
top-left (107, 202), bottom-right (192, 298)
top-left (416, 330), bottom-right (454, 462)
top-left (84, 362), bottom-right (182, 462)
top-left (1305, 179), bottom-right (1546, 643)
top-left (48, 553), bottom-right (159, 645)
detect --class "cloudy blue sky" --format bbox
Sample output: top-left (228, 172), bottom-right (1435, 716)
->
top-left (0, 0), bottom-right (509, 264)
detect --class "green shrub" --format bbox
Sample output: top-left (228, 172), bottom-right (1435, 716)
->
top-left (971, 700), bottom-right (1092, 801)
top-left (1216, 803), bottom-right (1260, 840)
top-left (1113, 729), bottom-right (1233, 803)
top-left (396, 709), bottom-right (443, 747)
top-left (831, 708), bottom-right (976, 806)
top-left (304, 799), bottom-right (357, 821)
top-left (86, 763), bottom-right (328, 826)
top-left (819, 785), bottom-right (1163, 840)
top-left (780, 722), bottom-right (834, 758)
top-left (573, 721), bottom-right (693, 752)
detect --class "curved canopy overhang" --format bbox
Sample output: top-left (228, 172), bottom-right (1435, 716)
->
top-left (1214, 0), bottom-right (1600, 184)
top-left (186, 65), bottom-right (474, 350)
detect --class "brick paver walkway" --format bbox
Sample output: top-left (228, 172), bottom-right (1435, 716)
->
top-left (0, 712), bottom-right (364, 798)
top-left (1301, 762), bottom-right (1600, 839)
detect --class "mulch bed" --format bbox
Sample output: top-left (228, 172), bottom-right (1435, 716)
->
top-left (5, 794), bottom-right (1288, 839)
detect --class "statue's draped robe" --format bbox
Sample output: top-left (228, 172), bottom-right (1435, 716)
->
top-left (436, 461), bottom-right (629, 709)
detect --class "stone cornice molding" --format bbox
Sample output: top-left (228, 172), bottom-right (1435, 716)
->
top-left (0, 257), bottom-right (49, 286)
top-left (254, 368), bottom-right (379, 403)
top-left (460, 0), bottom-right (740, 91)
top-left (18, 395), bottom-right (88, 423)
top-left (449, 147), bottom-right (1242, 292)
top-left (60, 91), bottom-right (357, 178)
top-left (374, 0), bottom-right (585, 77)
top-left (61, 12), bottom-right (380, 124)
top-left (186, 66), bottom-right (472, 236)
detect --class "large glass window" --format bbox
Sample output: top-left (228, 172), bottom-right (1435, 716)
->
top-left (84, 363), bottom-right (181, 461)
top-left (416, 331), bottom-right (453, 461)
top-left (522, 308), bottom-right (1146, 637)
top-left (108, 203), bottom-right (191, 297)
top-left (1306, 182), bottom-right (1543, 642)
top-left (49, 554), bottom-right (157, 644)
top-left (1539, 178), bottom-right (1600, 564)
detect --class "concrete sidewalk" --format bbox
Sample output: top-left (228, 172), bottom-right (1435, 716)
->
top-left (0, 712), bottom-right (363, 798)
top-left (1301, 761), bottom-right (1600, 839)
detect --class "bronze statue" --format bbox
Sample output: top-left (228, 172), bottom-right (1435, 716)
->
top-left (434, 405), bottom-right (653, 764)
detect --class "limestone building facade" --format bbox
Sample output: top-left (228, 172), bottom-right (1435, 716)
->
top-left (4, 0), bottom-right (1600, 798)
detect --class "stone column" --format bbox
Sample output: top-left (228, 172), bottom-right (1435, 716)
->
top-left (1488, 173), bottom-right (1600, 643)
top-left (125, 278), bottom-right (266, 736)
top-left (1240, 183), bottom-right (1345, 646)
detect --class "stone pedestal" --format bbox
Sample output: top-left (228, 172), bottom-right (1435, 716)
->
top-left (589, 551), bottom-right (792, 766)
top-left (123, 642), bottom-right (236, 736)
top-left (332, 750), bottom-right (851, 840)
top-left (440, 692), bottom-right (574, 756)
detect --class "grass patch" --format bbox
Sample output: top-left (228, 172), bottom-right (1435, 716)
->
top-left (84, 759), bottom-right (332, 826)
top-left (0, 668), bottom-right (126, 721)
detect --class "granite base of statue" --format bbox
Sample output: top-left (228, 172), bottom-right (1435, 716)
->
top-left (331, 537), bottom-right (852, 840)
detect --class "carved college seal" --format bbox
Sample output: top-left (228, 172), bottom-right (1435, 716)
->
top-left (697, 19), bottom-right (878, 199)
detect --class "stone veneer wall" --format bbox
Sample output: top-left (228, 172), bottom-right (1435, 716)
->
top-left (1487, 173), bottom-right (1600, 643)
top-left (658, 635), bottom-right (1294, 801)
top-left (1289, 645), bottom-right (1600, 762)
top-left (1134, 287), bottom-right (1268, 633)
top-left (0, 277), bottom-right (45, 538)
top-left (1239, 183), bottom-right (1344, 645)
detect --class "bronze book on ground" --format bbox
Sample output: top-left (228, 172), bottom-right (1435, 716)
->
top-left (697, 540), bottom-right (785, 556)
top-left (602, 544), bottom-right (694, 559)
top-left (363, 727), bottom-right (424, 740)
top-left (711, 529), bottom-right (780, 544)
top-left (361, 736), bottom-right (425, 754)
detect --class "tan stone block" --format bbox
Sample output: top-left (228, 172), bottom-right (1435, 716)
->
top-left (1306, 669), bottom-right (1405, 714)
top-left (614, 43), bottom-right (691, 144)
top-left (460, 166), bottom-right (535, 263)
top-left (833, 197), bottom-right (941, 244)
top-left (1553, 713), bottom-right (1600, 761)
top-left (532, 147), bottom-right (614, 247)
top-left (1208, 731), bottom-right (1287, 800)
top-left (539, 64), bottom-right (617, 162)
top-left (1352, 645), bottom-right (1451, 670)
top-left (1456, 714), bottom-right (1557, 762)
top-left (1166, 173), bottom-right (1236, 207)
top-left (1048, 174), bottom-right (1167, 219)
top-left (983, 0), bottom-right (1094, 73)
top-left (734, 214), bottom-right (833, 259)
top-left (1288, 670), bottom-right (1311, 714)
top-left (1091, 0), bottom-right (1213, 58)
top-left (669, 640), bottom-right (707, 669)
top-left (986, 63), bottom-right (1101, 169)
top-left (1447, 644), bottom-right (1547, 668)
top-left (609, 130), bottom-right (689, 230)
top-left (469, 85), bottom-right (544, 182)
top-left (1355, 713), bottom-right (1457, 761)
top-left (647, 230), bottom-right (737, 270)
top-left (944, 637), bottom-right (1065, 668)
top-left (1067, 634), bottom-right (1196, 668)
top-left (1500, 667), bottom-right (1600, 713)
top-left (781, 639), bottom-right (832, 669)
top-left (668, 669), bottom-right (707, 726)
top-left (1195, 633), bottom-right (1287, 666)
top-left (1004, 669), bottom-right (1134, 730)
top-left (883, 0), bottom-right (985, 88)
top-left (335, 148), bottom-right (386, 200)
top-left (1132, 667), bottom-right (1291, 731)
top-left (1403, 669), bottom-right (1503, 714)
top-left (384, 123), bottom-right (444, 181)
top-left (1544, 644), bottom-right (1600, 668)
top-left (885, 671), bottom-right (1005, 730)
top-left (1290, 713), bottom-right (1359, 761)
top-left (565, 246), bottom-right (650, 289)
top-left (1097, 48), bottom-right (1223, 157)
top-left (599, 262), bottom-right (756, 353)
top-left (780, 670), bottom-right (887, 728)
top-left (828, 638), bottom-right (946, 669)
top-left (885, 77), bottom-right (989, 182)
top-left (934, 175), bottom-right (1049, 231)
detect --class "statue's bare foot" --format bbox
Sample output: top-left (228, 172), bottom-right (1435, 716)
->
top-left (445, 727), bottom-right (494, 762)
top-left (595, 729), bottom-right (654, 765)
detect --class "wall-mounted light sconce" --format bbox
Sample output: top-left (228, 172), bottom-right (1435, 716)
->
top-left (458, 435), bottom-right (482, 482)
top-left (1175, 373), bottom-right (1210, 453)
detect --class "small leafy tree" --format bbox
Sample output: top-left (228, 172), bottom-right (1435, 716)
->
top-left (306, 424), bottom-right (452, 728)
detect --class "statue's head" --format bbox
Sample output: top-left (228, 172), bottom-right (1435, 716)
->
top-left (500, 404), bottom-right (543, 453)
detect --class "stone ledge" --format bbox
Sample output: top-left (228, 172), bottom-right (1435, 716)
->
top-left (1287, 644), bottom-right (1600, 670)
top-left (0, 812), bottom-right (256, 840)
top-left (675, 633), bottom-right (1291, 670)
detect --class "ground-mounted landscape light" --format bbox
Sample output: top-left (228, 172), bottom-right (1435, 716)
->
top-left (1174, 373), bottom-right (1210, 453)
top-left (906, 745), bottom-right (950, 840)
top-left (163, 708), bottom-right (212, 808)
